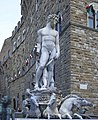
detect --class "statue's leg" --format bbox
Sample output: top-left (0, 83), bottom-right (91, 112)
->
top-left (48, 48), bottom-right (56, 87)
top-left (30, 96), bottom-right (39, 107)
top-left (42, 68), bottom-right (48, 88)
top-left (35, 47), bottom-right (49, 89)
top-left (48, 113), bottom-right (50, 119)
top-left (30, 97), bottom-right (39, 118)
top-left (48, 63), bottom-right (54, 87)
top-left (26, 113), bottom-right (29, 118)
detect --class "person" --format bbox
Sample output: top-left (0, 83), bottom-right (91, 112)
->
top-left (35, 14), bottom-right (60, 90)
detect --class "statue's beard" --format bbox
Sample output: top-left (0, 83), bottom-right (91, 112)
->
top-left (51, 23), bottom-right (55, 29)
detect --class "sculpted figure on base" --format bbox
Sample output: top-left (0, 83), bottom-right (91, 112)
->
top-left (43, 93), bottom-right (61, 119)
top-left (22, 89), bottom-right (41, 118)
top-left (35, 14), bottom-right (60, 90)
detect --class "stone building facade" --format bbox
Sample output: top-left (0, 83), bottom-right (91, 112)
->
top-left (0, 63), bottom-right (4, 99)
top-left (0, 0), bottom-right (98, 114)
top-left (0, 37), bottom-right (12, 97)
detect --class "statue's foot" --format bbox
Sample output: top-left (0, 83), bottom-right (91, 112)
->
top-left (49, 83), bottom-right (55, 89)
top-left (46, 86), bottom-right (57, 93)
top-left (34, 85), bottom-right (40, 90)
top-left (40, 86), bottom-right (47, 90)
top-left (49, 86), bottom-right (56, 90)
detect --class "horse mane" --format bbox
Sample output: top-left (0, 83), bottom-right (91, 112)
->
top-left (59, 94), bottom-right (80, 107)
top-left (64, 94), bottom-right (80, 100)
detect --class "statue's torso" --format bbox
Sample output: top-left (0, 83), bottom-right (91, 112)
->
top-left (40, 27), bottom-right (58, 51)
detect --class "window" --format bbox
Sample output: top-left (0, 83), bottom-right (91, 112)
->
top-left (87, 3), bottom-right (98, 29)
top-left (8, 50), bottom-right (11, 58)
top-left (87, 11), bottom-right (95, 28)
top-left (17, 36), bottom-right (21, 47)
top-left (13, 41), bottom-right (17, 52)
top-left (55, 12), bottom-right (62, 33)
top-left (87, 6), bottom-right (95, 28)
top-left (3, 56), bottom-right (6, 62)
top-left (13, 72), bottom-right (16, 80)
top-left (17, 66), bottom-right (21, 77)
top-left (96, 11), bottom-right (98, 29)
top-left (35, 0), bottom-right (42, 11)
top-left (22, 29), bottom-right (26, 41)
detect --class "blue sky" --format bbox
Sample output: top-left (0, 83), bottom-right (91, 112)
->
top-left (0, 0), bottom-right (21, 51)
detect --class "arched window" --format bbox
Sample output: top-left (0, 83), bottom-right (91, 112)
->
top-left (22, 29), bottom-right (26, 41)
top-left (8, 50), bottom-right (11, 58)
top-left (13, 41), bottom-right (17, 52)
top-left (87, 5), bottom-right (95, 28)
top-left (86, 3), bottom-right (98, 29)
top-left (3, 56), bottom-right (6, 62)
top-left (96, 11), bottom-right (98, 29)
top-left (55, 12), bottom-right (62, 33)
top-left (17, 35), bottom-right (21, 47)
top-left (35, 0), bottom-right (41, 11)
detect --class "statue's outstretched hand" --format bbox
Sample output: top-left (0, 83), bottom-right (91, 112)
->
top-left (36, 52), bottom-right (40, 56)
top-left (36, 52), bottom-right (40, 61)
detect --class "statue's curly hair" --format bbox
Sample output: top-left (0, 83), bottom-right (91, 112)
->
top-left (47, 14), bottom-right (59, 23)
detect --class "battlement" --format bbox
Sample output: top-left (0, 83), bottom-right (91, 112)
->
top-left (12, 16), bottom-right (24, 37)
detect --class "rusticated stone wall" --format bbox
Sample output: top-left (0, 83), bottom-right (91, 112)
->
top-left (70, 24), bottom-right (98, 114)
top-left (0, 37), bottom-right (12, 96)
top-left (70, 0), bottom-right (98, 114)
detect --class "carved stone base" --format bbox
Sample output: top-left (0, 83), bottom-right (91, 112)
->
top-left (23, 87), bottom-right (62, 118)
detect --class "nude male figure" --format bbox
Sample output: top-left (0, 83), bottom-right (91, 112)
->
top-left (35, 14), bottom-right (60, 89)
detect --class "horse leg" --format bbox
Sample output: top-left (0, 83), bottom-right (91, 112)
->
top-left (66, 113), bottom-right (72, 119)
top-left (26, 114), bottom-right (29, 118)
top-left (74, 113), bottom-right (83, 119)
top-left (25, 107), bottom-right (29, 118)
top-left (58, 113), bottom-right (62, 119)
top-left (48, 113), bottom-right (50, 119)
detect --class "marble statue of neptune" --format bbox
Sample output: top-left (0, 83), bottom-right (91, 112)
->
top-left (35, 14), bottom-right (60, 90)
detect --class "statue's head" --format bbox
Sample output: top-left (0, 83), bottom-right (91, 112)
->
top-left (1, 96), bottom-right (11, 105)
top-left (26, 88), bottom-right (30, 95)
top-left (25, 88), bottom-right (33, 97)
top-left (47, 14), bottom-right (59, 29)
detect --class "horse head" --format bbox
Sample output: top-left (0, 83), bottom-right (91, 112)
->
top-left (77, 98), bottom-right (93, 107)
top-left (59, 94), bottom-right (82, 119)
top-left (73, 98), bottom-right (81, 109)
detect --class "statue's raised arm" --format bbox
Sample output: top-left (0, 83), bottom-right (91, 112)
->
top-left (36, 29), bottom-right (42, 55)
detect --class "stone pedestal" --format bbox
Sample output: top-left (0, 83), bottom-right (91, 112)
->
top-left (31, 87), bottom-right (57, 114)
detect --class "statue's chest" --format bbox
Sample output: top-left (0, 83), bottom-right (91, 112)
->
top-left (42, 29), bottom-right (56, 37)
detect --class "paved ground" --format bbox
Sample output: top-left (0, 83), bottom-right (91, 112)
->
top-left (10, 119), bottom-right (98, 120)
top-left (11, 119), bottom-right (47, 120)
